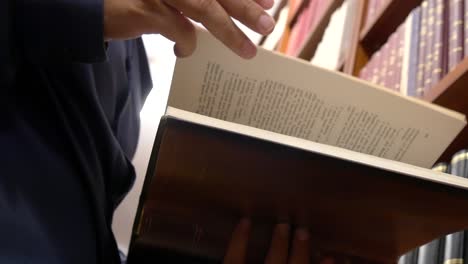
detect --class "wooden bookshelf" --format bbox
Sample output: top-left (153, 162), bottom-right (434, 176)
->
top-left (264, 0), bottom-right (468, 161)
top-left (424, 58), bottom-right (468, 162)
top-left (296, 0), bottom-right (345, 60)
top-left (359, 0), bottom-right (423, 54)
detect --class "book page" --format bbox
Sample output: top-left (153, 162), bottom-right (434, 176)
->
top-left (168, 29), bottom-right (466, 168)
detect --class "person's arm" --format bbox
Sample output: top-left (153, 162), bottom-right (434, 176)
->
top-left (15, 0), bottom-right (106, 63)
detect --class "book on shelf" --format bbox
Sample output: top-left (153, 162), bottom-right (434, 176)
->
top-left (448, 0), bottom-right (464, 71)
top-left (359, 0), bottom-right (468, 99)
top-left (127, 29), bottom-right (468, 263)
top-left (398, 249), bottom-right (418, 264)
top-left (311, 0), bottom-right (359, 70)
top-left (444, 149), bottom-right (468, 264)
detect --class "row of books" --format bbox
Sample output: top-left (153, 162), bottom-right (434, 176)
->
top-left (359, 0), bottom-right (467, 98)
top-left (261, 0), bottom-right (340, 57)
top-left (399, 149), bottom-right (468, 264)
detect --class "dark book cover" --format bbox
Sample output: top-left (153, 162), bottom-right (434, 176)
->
top-left (430, 0), bottom-right (447, 87)
top-left (443, 150), bottom-right (468, 264)
top-left (407, 7), bottom-right (422, 97)
top-left (448, 0), bottom-right (464, 71)
top-left (417, 239), bottom-right (443, 264)
top-left (126, 117), bottom-right (468, 264)
top-left (416, 1), bottom-right (429, 98)
top-left (398, 249), bottom-right (418, 264)
top-left (423, 0), bottom-right (436, 94)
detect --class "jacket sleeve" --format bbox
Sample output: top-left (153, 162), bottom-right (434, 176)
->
top-left (15, 0), bottom-right (107, 63)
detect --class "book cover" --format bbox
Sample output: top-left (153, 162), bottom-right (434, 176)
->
top-left (398, 249), bottom-right (418, 264)
top-left (417, 1), bottom-right (429, 98)
top-left (127, 29), bottom-right (468, 264)
top-left (431, 0), bottom-right (447, 87)
top-left (448, 0), bottom-right (464, 71)
top-left (424, 0), bottom-right (436, 94)
top-left (401, 7), bottom-right (422, 97)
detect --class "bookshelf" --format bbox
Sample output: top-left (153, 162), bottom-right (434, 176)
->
top-left (359, 0), bottom-right (423, 54)
top-left (424, 57), bottom-right (468, 161)
top-left (269, 0), bottom-right (468, 163)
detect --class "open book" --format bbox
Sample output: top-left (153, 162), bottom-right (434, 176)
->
top-left (127, 29), bottom-right (468, 263)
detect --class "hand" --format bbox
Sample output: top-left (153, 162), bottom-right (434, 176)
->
top-left (224, 219), bottom-right (311, 264)
top-left (103, 0), bottom-right (276, 59)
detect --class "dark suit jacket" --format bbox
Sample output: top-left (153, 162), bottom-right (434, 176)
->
top-left (0, 0), bottom-right (153, 263)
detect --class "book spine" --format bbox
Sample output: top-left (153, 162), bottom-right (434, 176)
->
top-left (465, 0), bottom-right (468, 56)
top-left (424, 0), bottom-right (436, 93)
top-left (417, 239), bottom-right (443, 264)
top-left (398, 249), bottom-right (419, 264)
top-left (395, 23), bottom-right (405, 93)
top-left (444, 150), bottom-right (468, 264)
top-left (417, 1), bottom-right (429, 98)
top-left (372, 51), bottom-right (382, 85)
top-left (379, 42), bottom-right (390, 89)
top-left (365, 0), bottom-right (378, 28)
top-left (387, 33), bottom-right (398, 90)
top-left (431, 0), bottom-right (446, 87)
top-left (449, 0), bottom-right (464, 71)
top-left (444, 232), bottom-right (464, 264)
top-left (407, 7), bottom-right (422, 97)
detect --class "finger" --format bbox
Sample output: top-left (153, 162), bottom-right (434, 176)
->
top-left (255, 0), bottom-right (275, 10)
top-left (149, 3), bottom-right (197, 57)
top-left (265, 224), bottom-right (290, 264)
top-left (165, 0), bottom-right (257, 59)
top-left (223, 219), bottom-right (251, 264)
top-left (217, 0), bottom-right (275, 35)
top-left (288, 228), bottom-right (310, 264)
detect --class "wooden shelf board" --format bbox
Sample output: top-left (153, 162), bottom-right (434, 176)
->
top-left (424, 58), bottom-right (468, 162)
top-left (297, 0), bottom-right (345, 60)
top-left (359, 0), bottom-right (422, 54)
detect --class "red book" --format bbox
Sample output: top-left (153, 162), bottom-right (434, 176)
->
top-left (448, 0), bottom-right (464, 71)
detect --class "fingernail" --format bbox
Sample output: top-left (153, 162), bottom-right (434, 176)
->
top-left (258, 14), bottom-right (275, 33)
top-left (262, 0), bottom-right (274, 9)
top-left (277, 224), bottom-right (290, 237)
top-left (295, 228), bottom-right (309, 241)
top-left (174, 44), bottom-right (183, 57)
top-left (241, 41), bottom-right (257, 59)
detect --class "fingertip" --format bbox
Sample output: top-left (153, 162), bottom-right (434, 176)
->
top-left (173, 43), bottom-right (195, 58)
top-left (240, 40), bottom-right (257, 59)
top-left (260, 0), bottom-right (275, 10)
